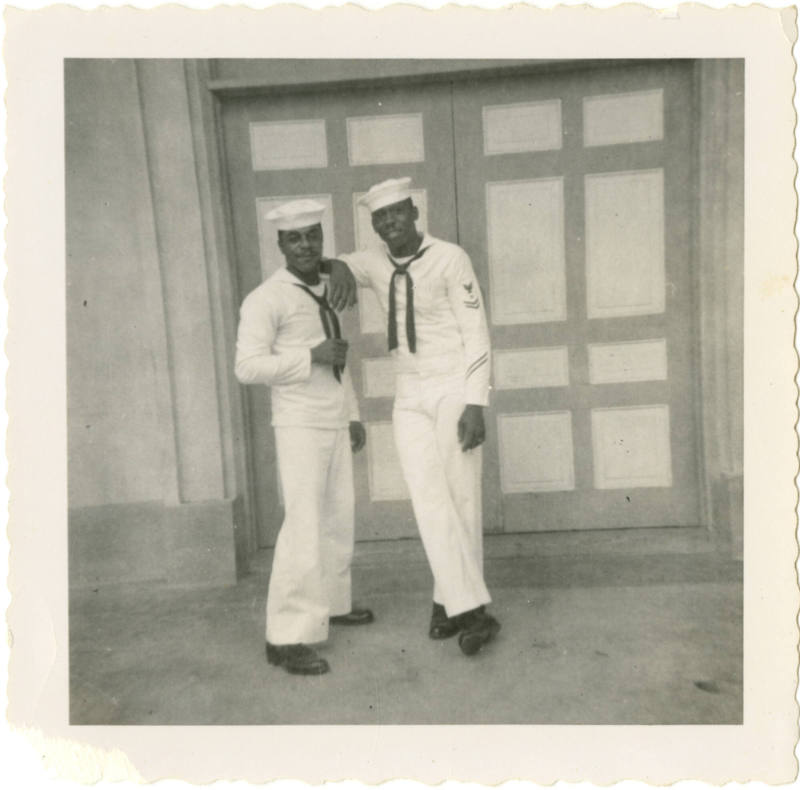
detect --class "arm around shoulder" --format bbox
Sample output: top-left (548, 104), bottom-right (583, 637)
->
top-left (323, 257), bottom-right (359, 312)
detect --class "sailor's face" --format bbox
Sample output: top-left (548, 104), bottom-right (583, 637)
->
top-left (278, 224), bottom-right (323, 276)
top-left (371, 199), bottom-right (419, 251)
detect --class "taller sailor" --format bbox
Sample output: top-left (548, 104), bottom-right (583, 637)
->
top-left (328, 178), bottom-right (501, 656)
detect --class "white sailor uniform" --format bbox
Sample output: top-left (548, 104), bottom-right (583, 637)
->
top-left (235, 267), bottom-right (360, 645)
top-left (340, 233), bottom-right (492, 617)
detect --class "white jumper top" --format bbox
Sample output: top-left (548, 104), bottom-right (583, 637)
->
top-left (340, 233), bottom-right (492, 405)
top-left (235, 267), bottom-right (359, 429)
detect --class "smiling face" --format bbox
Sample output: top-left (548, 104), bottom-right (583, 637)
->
top-left (370, 198), bottom-right (420, 257)
top-left (278, 223), bottom-right (323, 283)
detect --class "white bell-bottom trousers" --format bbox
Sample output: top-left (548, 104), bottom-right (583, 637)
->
top-left (266, 426), bottom-right (354, 645)
top-left (393, 370), bottom-right (491, 618)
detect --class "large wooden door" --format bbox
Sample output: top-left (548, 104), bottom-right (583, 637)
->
top-left (222, 61), bottom-right (702, 547)
top-left (453, 61), bottom-right (701, 531)
top-left (221, 82), bottom-right (457, 546)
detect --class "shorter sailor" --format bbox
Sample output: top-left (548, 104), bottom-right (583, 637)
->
top-left (235, 199), bottom-right (373, 676)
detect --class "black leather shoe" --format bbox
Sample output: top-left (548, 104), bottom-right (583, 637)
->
top-left (456, 608), bottom-right (501, 656)
top-left (266, 642), bottom-right (330, 675)
top-left (429, 602), bottom-right (460, 639)
top-left (329, 607), bottom-right (374, 626)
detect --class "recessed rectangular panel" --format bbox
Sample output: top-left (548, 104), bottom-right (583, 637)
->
top-left (347, 114), bottom-right (425, 166)
top-left (483, 100), bottom-right (562, 155)
top-left (357, 288), bottom-right (385, 335)
top-left (487, 178), bottom-right (567, 325)
top-left (366, 422), bottom-right (410, 501)
top-left (362, 357), bottom-right (396, 398)
top-left (497, 412), bottom-right (575, 493)
top-left (494, 347), bottom-right (569, 390)
top-left (583, 89), bottom-right (664, 147)
top-left (585, 169), bottom-right (665, 319)
top-left (589, 339), bottom-right (668, 384)
top-left (256, 194), bottom-right (334, 280)
top-left (358, 288), bottom-right (387, 335)
top-left (591, 405), bottom-right (672, 489)
top-left (250, 120), bottom-right (328, 171)
top-left (353, 189), bottom-right (428, 251)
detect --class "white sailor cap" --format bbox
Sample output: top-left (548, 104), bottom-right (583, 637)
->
top-left (265, 199), bottom-right (326, 231)
top-left (359, 177), bottom-right (413, 213)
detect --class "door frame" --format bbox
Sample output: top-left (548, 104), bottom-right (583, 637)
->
top-left (190, 58), bottom-right (742, 561)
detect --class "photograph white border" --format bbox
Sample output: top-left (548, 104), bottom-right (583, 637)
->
top-left (4, 3), bottom-right (798, 785)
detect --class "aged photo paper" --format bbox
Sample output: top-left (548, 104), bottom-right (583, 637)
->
top-left (4, 2), bottom-right (799, 785)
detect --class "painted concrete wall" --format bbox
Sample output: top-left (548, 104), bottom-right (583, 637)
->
top-left (67, 59), bottom-right (239, 588)
top-left (696, 59), bottom-right (744, 554)
top-left (136, 59), bottom-right (227, 505)
top-left (66, 59), bottom-right (173, 508)
top-left (211, 58), bottom-right (547, 87)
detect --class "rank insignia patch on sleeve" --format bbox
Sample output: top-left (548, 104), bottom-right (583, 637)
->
top-left (462, 281), bottom-right (480, 309)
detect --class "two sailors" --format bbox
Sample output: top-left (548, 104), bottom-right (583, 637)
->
top-left (235, 179), bottom-right (500, 675)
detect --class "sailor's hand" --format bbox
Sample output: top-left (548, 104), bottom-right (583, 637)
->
top-left (349, 421), bottom-right (366, 453)
top-left (325, 258), bottom-right (358, 312)
top-left (457, 405), bottom-right (486, 452)
top-left (311, 338), bottom-right (348, 367)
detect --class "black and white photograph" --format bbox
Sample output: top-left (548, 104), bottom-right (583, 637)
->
top-left (65, 55), bottom-right (746, 727)
top-left (6, 3), bottom-right (798, 785)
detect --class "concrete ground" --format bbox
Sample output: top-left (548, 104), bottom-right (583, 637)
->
top-left (70, 542), bottom-right (742, 725)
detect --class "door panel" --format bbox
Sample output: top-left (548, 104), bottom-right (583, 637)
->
top-left (222, 83), bottom-right (457, 546)
top-left (453, 62), bottom-right (700, 531)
